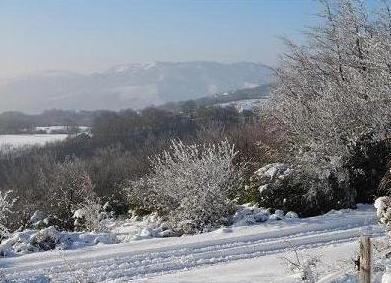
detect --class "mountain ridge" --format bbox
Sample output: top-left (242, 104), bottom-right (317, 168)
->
top-left (0, 61), bottom-right (273, 114)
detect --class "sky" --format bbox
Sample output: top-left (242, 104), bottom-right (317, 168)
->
top-left (0, 0), bottom-right (322, 78)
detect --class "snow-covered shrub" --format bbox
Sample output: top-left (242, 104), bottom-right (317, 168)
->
top-left (249, 163), bottom-right (354, 216)
top-left (347, 134), bottom-right (391, 203)
top-left (73, 198), bottom-right (108, 232)
top-left (84, 145), bottom-right (139, 215)
top-left (282, 249), bottom-right (320, 282)
top-left (270, 209), bottom-right (285, 220)
top-left (250, 134), bottom-right (390, 216)
top-left (0, 226), bottom-right (118, 257)
top-left (0, 190), bottom-right (15, 239)
top-left (28, 210), bottom-right (52, 230)
top-left (373, 159), bottom-right (391, 233)
top-left (126, 140), bottom-right (241, 234)
top-left (115, 211), bottom-right (177, 241)
top-left (375, 197), bottom-right (391, 232)
top-left (0, 152), bottom-right (57, 232)
top-left (231, 204), bottom-right (271, 226)
top-left (30, 210), bottom-right (46, 225)
top-left (254, 163), bottom-right (292, 181)
top-left (42, 159), bottom-right (101, 231)
top-left (30, 226), bottom-right (59, 251)
top-left (285, 211), bottom-right (299, 219)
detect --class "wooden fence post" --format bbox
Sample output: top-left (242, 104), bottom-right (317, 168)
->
top-left (359, 235), bottom-right (371, 283)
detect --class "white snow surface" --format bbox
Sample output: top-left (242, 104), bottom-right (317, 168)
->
top-left (0, 134), bottom-right (68, 149)
top-left (217, 98), bottom-right (269, 112)
top-left (255, 163), bottom-right (292, 180)
top-left (35, 126), bottom-right (90, 134)
top-left (0, 227), bottom-right (118, 257)
top-left (0, 204), bottom-right (385, 282)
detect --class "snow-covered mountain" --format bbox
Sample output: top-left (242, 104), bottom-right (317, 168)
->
top-left (0, 62), bottom-right (273, 113)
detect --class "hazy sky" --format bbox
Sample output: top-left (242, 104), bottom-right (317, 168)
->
top-left (0, 0), bottom-right (322, 78)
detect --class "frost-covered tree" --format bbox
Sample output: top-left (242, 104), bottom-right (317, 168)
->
top-left (261, 0), bottom-right (391, 211)
top-left (126, 140), bottom-right (240, 234)
top-left (270, 0), bottom-right (391, 164)
top-left (0, 191), bottom-right (15, 238)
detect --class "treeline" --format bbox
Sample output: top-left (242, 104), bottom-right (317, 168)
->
top-left (0, 109), bottom-right (103, 134)
top-left (0, 84), bottom-right (271, 134)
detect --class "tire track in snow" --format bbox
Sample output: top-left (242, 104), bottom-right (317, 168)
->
top-left (2, 211), bottom-right (378, 271)
top-left (3, 223), bottom-right (383, 282)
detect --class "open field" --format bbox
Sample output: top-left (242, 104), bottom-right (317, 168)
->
top-left (0, 134), bottom-right (68, 149)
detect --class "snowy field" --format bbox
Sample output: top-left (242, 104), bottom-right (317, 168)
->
top-left (0, 134), bottom-right (68, 150)
top-left (35, 126), bottom-right (90, 134)
top-left (0, 204), bottom-right (385, 282)
top-left (217, 98), bottom-right (269, 112)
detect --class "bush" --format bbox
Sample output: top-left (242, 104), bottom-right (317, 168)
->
top-left (125, 140), bottom-right (241, 234)
top-left (374, 159), bottom-right (391, 233)
top-left (0, 152), bottom-right (57, 230)
top-left (246, 132), bottom-right (391, 215)
top-left (249, 163), bottom-right (355, 216)
top-left (0, 191), bottom-right (15, 239)
top-left (42, 159), bottom-right (100, 231)
top-left (73, 199), bottom-right (106, 232)
top-left (30, 226), bottom-right (59, 251)
top-left (84, 145), bottom-right (143, 215)
top-left (346, 134), bottom-right (391, 203)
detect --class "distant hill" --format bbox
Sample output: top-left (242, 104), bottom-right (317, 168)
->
top-left (0, 83), bottom-right (272, 134)
top-left (0, 61), bottom-right (273, 114)
top-left (159, 84), bottom-right (272, 112)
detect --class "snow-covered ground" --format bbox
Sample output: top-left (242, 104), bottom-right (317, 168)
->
top-left (0, 204), bottom-right (384, 282)
top-left (35, 126), bottom-right (90, 134)
top-left (217, 98), bottom-right (269, 112)
top-left (0, 134), bottom-right (68, 149)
